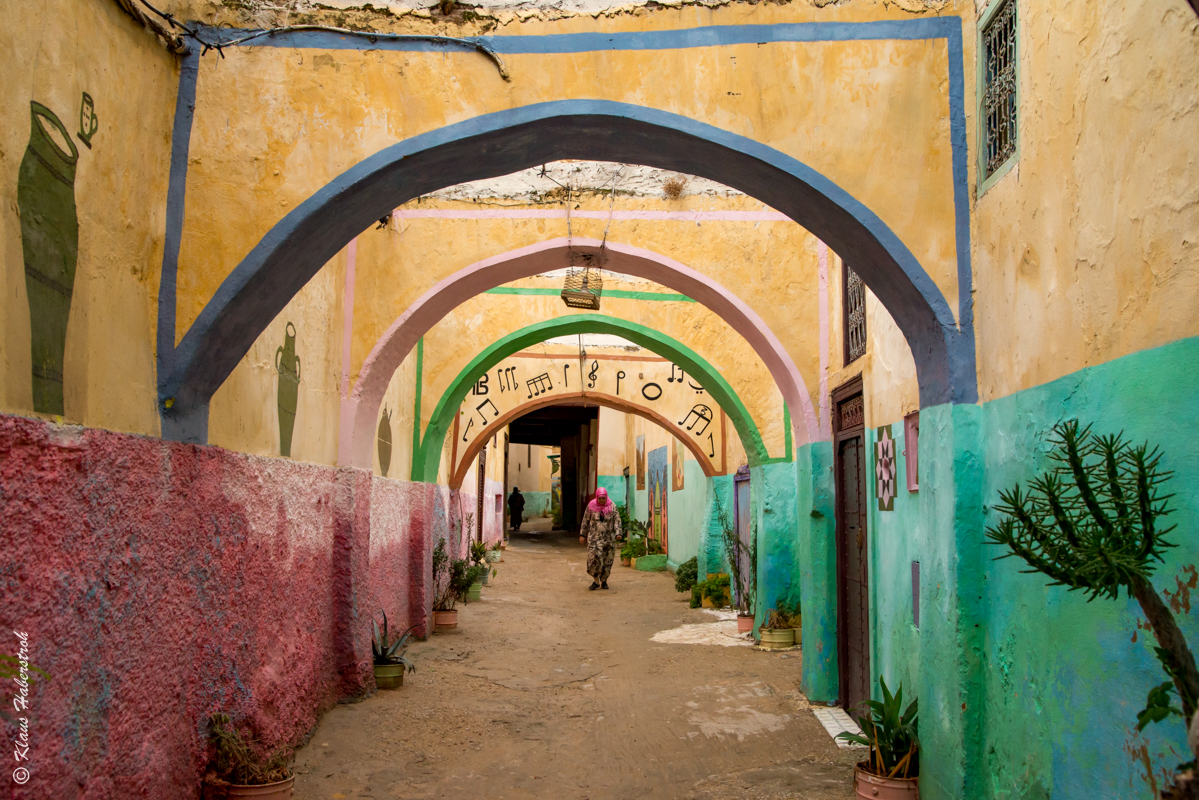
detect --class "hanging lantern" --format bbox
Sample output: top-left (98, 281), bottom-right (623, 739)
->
top-left (560, 265), bottom-right (604, 310)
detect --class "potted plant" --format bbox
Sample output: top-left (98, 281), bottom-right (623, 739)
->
top-left (836, 677), bottom-right (919, 798)
top-left (622, 535), bottom-right (646, 567)
top-left (716, 494), bottom-right (758, 633)
top-left (432, 539), bottom-right (472, 631)
top-left (675, 556), bottom-right (698, 596)
top-left (372, 612), bottom-right (416, 689)
top-left (465, 562), bottom-right (487, 602)
top-left (469, 540), bottom-right (495, 586)
top-left (759, 600), bottom-right (801, 648)
top-left (202, 713), bottom-right (293, 799)
top-left (697, 574), bottom-right (731, 608)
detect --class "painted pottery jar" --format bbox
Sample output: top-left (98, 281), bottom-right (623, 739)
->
top-left (377, 408), bottom-right (392, 477)
top-left (275, 322), bottom-right (301, 457)
top-left (373, 663), bottom-right (405, 690)
top-left (226, 776), bottom-right (295, 798)
top-left (19, 101), bottom-right (79, 415)
top-left (854, 762), bottom-right (919, 799)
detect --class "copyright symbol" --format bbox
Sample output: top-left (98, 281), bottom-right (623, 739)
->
top-left (13, 767), bottom-right (29, 784)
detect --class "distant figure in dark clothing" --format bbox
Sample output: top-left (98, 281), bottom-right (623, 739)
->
top-left (508, 487), bottom-right (526, 532)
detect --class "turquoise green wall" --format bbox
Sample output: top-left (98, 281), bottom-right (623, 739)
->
top-left (754, 461), bottom-right (803, 635)
top-left (972, 337), bottom-right (1199, 799)
top-left (796, 441), bottom-right (838, 703)
top-left (665, 460), bottom-right (710, 568)
top-left (697, 475), bottom-right (733, 579)
top-left (518, 491), bottom-right (550, 520)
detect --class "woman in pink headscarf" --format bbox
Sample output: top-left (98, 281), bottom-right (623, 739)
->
top-left (581, 487), bottom-right (622, 590)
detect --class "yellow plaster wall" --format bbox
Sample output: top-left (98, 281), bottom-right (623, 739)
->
top-left (207, 247), bottom-right (346, 464)
top-left (371, 337), bottom-right (419, 479)
top-left (971, 0), bottom-right (1199, 401)
top-left (167, 10), bottom-right (964, 360)
top-left (826, 252), bottom-right (921, 429)
top-left (598, 406), bottom-right (628, 476)
top-left (0, 0), bottom-right (177, 434)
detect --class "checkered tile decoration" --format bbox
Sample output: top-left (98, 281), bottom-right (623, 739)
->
top-left (875, 424), bottom-right (897, 512)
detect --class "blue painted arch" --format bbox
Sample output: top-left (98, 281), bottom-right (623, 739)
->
top-left (160, 100), bottom-right (977, 440)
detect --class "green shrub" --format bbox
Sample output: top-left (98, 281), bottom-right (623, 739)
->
top-left (675, 557), bottom-right (698, 593)
top-left (690, 586), bottom-right (703, 608)
top-left (695, 574), bottom-right (731, 606)
top-left (622, 536), bottom-right (647, 560)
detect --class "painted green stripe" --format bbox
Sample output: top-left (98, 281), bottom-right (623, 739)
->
top-left (412, 314), bottom-right (768, 483)
top-left (409, 337), bottom-right (424, 481)
top-left (484, 287), bottom-right (695, 302)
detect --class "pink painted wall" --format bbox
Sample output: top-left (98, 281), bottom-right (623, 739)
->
top-left (0, 414), bottom-right (439, 798)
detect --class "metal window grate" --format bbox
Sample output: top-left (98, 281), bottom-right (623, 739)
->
top-left (982, 0), bottom-right (1018, 176)
top-left (844, 267), bottom-right (867, 364)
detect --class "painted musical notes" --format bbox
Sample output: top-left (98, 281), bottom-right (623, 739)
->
top-left (688, 380), bottom-right (705, 395)
top-left (616, 370), bottom-right (626, 395)
top-left (641, 382), bottom-right (662, 401)
top-left (563, 363), bottom-right (570, 387)
top-left (461, 416), bottom-right (474, 442)
top-left (526, 372), bottom-right (553, 398)
top-left (588, 360), bottom-right (599, 388)
top-left (678, 404), bottom-right (713, 435)
top-left (496, 366), bottom-right (518, 392)
top-left (473, 373), bottom-right (489, 395)
top-left (668, 363), bottom-right (685, 383)
top-left (476, 398), bottom-right (498, 423)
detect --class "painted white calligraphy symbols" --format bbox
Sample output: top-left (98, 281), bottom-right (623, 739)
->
top-left (526, 372), bottom-right (553, 399)
top-left (476, 398), bottom-right (498, 424)
top-left (678, 404), bottom-right (713, 435)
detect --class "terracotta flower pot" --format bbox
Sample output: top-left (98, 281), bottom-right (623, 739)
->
top-left (373, 663), bottom-right (405, 690)
top-left (621, 556), bottom-right (632, 567)
top-left (854, 762), bottom-right (919, 799)
top-left (227, 776), bottom-right (295, 798)
top-left (434, 609), bottom-right (458, 631)
top-left (737, 614), bottom-right (754, 634)
top-left (759, 627), bottom-right (796, 649)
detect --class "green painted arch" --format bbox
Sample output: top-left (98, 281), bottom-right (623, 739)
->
top-left (412, 314), bottom-right (770, 483)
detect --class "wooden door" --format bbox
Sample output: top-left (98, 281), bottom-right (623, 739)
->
top-left (833, 379), bottom-right (870, 713)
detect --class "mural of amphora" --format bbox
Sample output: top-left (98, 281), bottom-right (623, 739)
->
top-left (275, 322), bottom-right (301, 457)
top-left (19, 102), bottom-right (79, 415)
top-left (377, 407), bottom-right (393, 477)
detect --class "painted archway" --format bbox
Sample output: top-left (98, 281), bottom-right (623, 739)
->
top-left (160, 100), bottom-right (975, 443)
top-left (412, 315), bottom-right (766, 483)
top-left (448, 392), bottom-right (719, 490)
top-left (339, 238), bottom-right (814, 470)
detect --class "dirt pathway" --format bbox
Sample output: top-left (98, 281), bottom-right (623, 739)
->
top-left (293, 522), bottom-right (859, 799)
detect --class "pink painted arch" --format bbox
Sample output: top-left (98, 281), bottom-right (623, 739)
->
top-left (338, 238), bottom-right (820, 469)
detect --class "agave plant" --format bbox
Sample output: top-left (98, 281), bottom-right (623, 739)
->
top-left (371, 612), bottom-right (417, 672)
top-left (469, 539), bottom-right (489, 567)
top-left (836, 677), bottom-right (919, 779)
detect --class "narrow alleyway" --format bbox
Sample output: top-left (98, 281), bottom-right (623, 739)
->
top-left (294, 520), bottom-right (859, 799)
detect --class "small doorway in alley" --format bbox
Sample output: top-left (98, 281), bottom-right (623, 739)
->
top-left (833, 376), bottom-right (870, 712)
top-left (508, 404), bottom-right (598, 531)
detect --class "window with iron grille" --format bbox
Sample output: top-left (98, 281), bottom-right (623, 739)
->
top-left (980, 0), bottom-right (1018, 183)
top-left (843, 266), bottom-right (867, 365)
